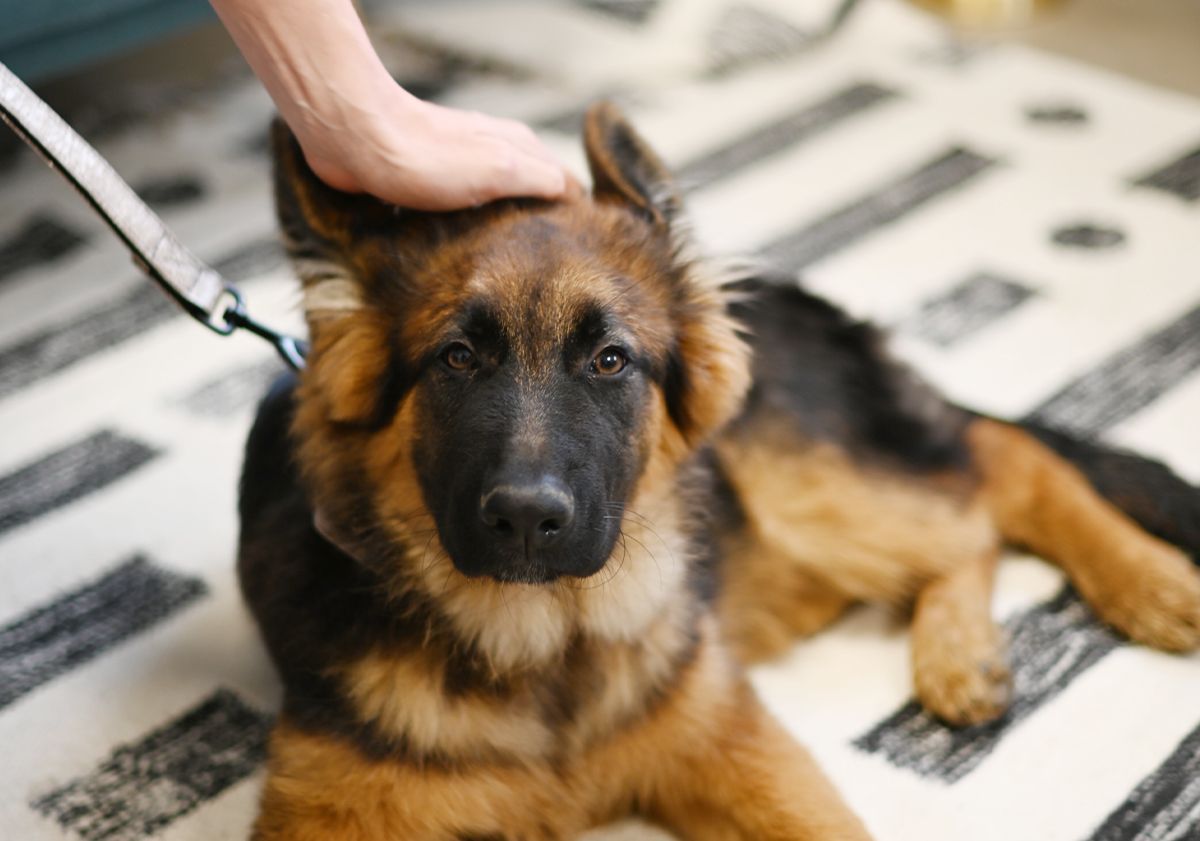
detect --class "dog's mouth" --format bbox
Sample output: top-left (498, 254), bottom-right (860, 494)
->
top-left (489, 563), bottom-right (564, 585)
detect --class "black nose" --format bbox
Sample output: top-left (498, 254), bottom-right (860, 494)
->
top-left (480, 478), bottom-right (575, 551)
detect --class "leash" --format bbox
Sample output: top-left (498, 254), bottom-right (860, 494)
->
top-left (0, 62), bottom-right (307, 371)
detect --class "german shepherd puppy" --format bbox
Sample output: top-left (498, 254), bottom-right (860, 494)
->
top-left (239, 102), bottom-right (1200, 840)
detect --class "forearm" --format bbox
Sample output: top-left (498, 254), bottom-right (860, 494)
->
top-left (209, 0), bottom-right (405, 142)
top-left (211, 0), bottom-right (572, 208)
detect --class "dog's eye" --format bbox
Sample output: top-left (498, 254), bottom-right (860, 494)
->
top-left (591, 347), bottom-right (628, 376)
top-left (442, 342), bottom-right (475, 371)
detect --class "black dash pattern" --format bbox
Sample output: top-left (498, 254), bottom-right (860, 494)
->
top-left (0, 214), bottom-right (87, 283)
top-left (1026, 303), bottom-right (1200, 438)
top-left (175, 357), bottom-right (287, 417)
top-left (706, 5), bottom-right (813, 76)
top-left (32, 689), bottom-right (271, 841)
top-left (904, 271), bottom-right (1035, 347)
top-left (1051, 223), bottom-right (1126, 249)
top-left (132, 175), bottom-right (206, 209)
top-left (760, 146), bottom-right (998, 272)
top-left (1085, 718), bottom-right (1200, 841)
top-left (1025, 104), bottom-right (1089, 125)
top-left (0, 429), bottom-right (161, 536)
top-left (677, 82), bottom-right (899, 191)
top-left (854, 588), bottom-right (1122, 783)
top-left (0, 237), bottom-right (284, 400)
top-left (1132, 143), bottom-right (1200, 203)
top-left (577, 0), bottom-right (659, 24)
top-left (0, 284), bottom-right (175, 400)
top-left (0, 556), bottom-right (206, 710)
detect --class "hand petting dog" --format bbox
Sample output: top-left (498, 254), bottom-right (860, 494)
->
top-left (211, 0), bottom-right (577, 210)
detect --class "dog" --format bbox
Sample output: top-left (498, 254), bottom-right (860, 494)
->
top-left (237, 102), bottom-right (1200, 840)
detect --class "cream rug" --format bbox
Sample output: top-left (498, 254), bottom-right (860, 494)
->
top-left (1, 1), bottom-right (1198, 839)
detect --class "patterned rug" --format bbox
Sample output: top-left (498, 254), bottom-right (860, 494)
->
top-left (2, 1), bottom-right (1198, 839)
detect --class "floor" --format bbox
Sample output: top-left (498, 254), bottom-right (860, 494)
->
top-left (2, 2), bottom-right (1198, 840)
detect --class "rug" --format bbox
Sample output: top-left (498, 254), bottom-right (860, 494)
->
top-left (1, 1), bottom-right (1198, 839)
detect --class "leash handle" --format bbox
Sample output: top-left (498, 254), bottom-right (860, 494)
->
top-left (0, 62), bottom-right (306, 370)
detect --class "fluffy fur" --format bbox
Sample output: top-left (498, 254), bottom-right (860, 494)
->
top-left (237, 101), bottom-right (1200, 840)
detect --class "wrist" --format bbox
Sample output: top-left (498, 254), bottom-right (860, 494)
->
top-left (288, 62), bottom-right (412, 180)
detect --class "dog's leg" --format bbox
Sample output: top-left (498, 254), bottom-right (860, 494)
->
top-left (969, 418), bottom-right (1200, 651)
top-left (599, 621), bottom-right (874, 841)
top-left (647, 686), bottom-right (873, 841)
top-left (718, 536), bottom-right (854, 663)
top-left (251, 720), bottom-right (580, 841)
top-left (910, 549), bottom-right (1011, 725)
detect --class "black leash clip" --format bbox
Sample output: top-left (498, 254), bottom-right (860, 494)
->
top-left (220, 289), bottom-right (309, 371)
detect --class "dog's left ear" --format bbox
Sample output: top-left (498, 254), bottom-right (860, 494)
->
top-left (584, 102), bottom-right (750, 448)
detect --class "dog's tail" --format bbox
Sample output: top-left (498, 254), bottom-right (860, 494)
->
top-left (1017, 420), bottom-right (1200, 564)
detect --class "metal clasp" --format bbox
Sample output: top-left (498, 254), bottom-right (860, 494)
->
top-left (219, 291), bottom-right (309, 371)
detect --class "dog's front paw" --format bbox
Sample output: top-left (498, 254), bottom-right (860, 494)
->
top-left (1086, 542), bottom-right (1200, 653)
top-left (913, 637), bottom-right (1012, 727)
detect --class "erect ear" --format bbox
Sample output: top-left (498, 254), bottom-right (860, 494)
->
top-left (583, 101), bottom-right (681, 228)
top-left (271, 119), bottom-right (408, 425)
top-left (582, 105), bottom-right (748, 446)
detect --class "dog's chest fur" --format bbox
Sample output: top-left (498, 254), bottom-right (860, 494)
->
top-left (338, 589), bottom-right (701, 765)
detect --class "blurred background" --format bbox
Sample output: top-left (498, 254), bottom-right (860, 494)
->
top-left (3, 0), bottom-right (1198, 122)
top-left (2, 0), bottom-right (1198, 161)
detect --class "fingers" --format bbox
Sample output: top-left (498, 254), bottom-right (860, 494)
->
top-left (459, 111), bottom-right (574, 204)
top-left (388, 102), bottom-right (577, 208)
top-left (470, 144), bottom-right (569, 206)
top-left (298, 98), bottom-right (581, 211)
top-left (488, 115), bottom-right (562, 168)
top-left (562, 172), bottom-right (586, 202)
top-left (485, 116), bottom-right (585, 201)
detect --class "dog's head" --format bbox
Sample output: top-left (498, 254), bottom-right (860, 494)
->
top-left (274, 103), bottom-right (749, 586)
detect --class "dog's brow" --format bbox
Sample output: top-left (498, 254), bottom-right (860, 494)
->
top-left (457, 300), bottom-right (506, 347)
top-left (567, 304), bottom-right (638, 356)
top-left (568, 306), bottom-right (610, 350)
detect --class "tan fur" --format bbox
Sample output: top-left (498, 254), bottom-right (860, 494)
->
top-left (713, 422), bottom-right (1009, 723)
top-left (714, 416), bottom-right (1200, 725)
top-left (340, 650), bottom-right (556, 763)
top-left (910, 550), bottom-right (1010, 725)
top-left (301, 275), bottom-right (365, 314)
top-left (970, 418), bottom-right (1200, 651)
top-left (252, 105), bottom-right (1200, 841)
top-left (718, 528), bottom-right (854, 663)
top-left (716, 421), bottom-right (997, 606)
top-left (255, 620), bottom-right (872, 841)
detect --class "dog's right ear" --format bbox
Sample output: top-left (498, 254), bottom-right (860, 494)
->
top-left (583, 101), bottom-right (681, 230)
top-left (271, 119), bottom-right (404, 425)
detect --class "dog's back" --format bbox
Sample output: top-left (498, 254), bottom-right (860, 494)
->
top-left (711, 277), bottom-right (1200, 724)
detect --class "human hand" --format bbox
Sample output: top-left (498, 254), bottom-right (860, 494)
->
top-left (294, 89), bottom-right (580, 212)
top-left (210, 0), bottom-right (578, 212)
